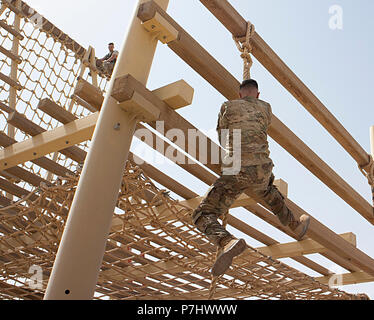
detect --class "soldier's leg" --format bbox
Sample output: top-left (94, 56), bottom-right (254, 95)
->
top-left (96, 59), bottom-right (104, 73)
top-left (247, 163), bottom-right (310, 239)
top-left (192, 174), bottom-right (246, 246)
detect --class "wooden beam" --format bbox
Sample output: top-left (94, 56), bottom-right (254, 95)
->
top-left (0, 19), bottom-right (23, 40)
top-left (149, 79), bottom-right (194, 110)
top-left (137, 1), bottom-right (374, 225)
top-left (316, 271), bottom-right (374, 286)
top-left (8, 111), bottom-right (86, 163)
top-left (0, 113), bottom-right (98, 171)
top-left (179, 192), bottom-right (256, 211)
top-left (256, 232), bottom-right (356, 259)
top-left (0, 45), bottom-right (22, 63)
top-left (112, 75), bottom-right (161, 122)
top-left (0, 131), bottom-right (73, 177)
top-left (71, 94), bottom-right (98, 113)
top-left (3, 165), bottom-right (50, 187)
top-left (38, 99), bottom-right (78, 124)
top-left (73, 77), bottom-right (104, 111)
top-left (0, 72), bottom-right (22, 90)
top-left (198, 0), bottom-right (372, 175)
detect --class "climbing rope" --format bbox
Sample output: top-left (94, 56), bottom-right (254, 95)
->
top-left (358, 155), bottom-right (374, 207)
top-left (233, 21), bottom-right (256, 81)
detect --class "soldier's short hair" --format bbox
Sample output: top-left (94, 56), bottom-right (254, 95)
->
top-left (240, 79), bottom-right (258, 91)
top-left (108, 42), bottom-right (114, 46)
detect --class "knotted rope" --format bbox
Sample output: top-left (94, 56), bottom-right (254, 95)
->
top-left (358, 155), bottom-right (374, 207)
top-left (233, 21), bottom-right (256, 81)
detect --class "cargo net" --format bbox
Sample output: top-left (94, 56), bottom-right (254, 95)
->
top-left (0, 161), bottom-right (367, 300)
top-left (0, 1), bottom-right (108, 192)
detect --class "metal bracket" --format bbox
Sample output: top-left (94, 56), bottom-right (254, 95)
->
top-left (142, 12), bottom-right (178, 44)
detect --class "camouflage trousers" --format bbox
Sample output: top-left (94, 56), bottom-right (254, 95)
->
top-left (96, 60), bottom-right (115, 75)
top-left (192, 161), bottom-right (294, 246)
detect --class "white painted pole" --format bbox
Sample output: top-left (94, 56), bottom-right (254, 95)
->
top-left (44, 0), bottom-right (170, 300)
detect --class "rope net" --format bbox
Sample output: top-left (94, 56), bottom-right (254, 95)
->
top-left (0, 161), bottom-right (366, 300)
top-left (0, 1), bottom-right (109, 193)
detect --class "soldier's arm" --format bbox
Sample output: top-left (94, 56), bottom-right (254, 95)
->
top-left (216, 102), bottom-right (228, 146)
top-left (266, 103), bottom-right (273, 125)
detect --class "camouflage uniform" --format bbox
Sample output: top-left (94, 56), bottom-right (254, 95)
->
top-left (96, 50), bottom-right (118, 75)
top-left (192, 97), bottom-right (294, 246)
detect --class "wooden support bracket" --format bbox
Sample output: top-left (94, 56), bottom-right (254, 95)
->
top-left (152, 79), bottom-right (194, 110)
top-left (112, 74), bottom-right (161, 122)
top-left (141, 11), bottom-right (178, 44)
top-left (274, 179), bottom-right (288, 197)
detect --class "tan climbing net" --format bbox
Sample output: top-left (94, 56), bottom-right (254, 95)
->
top-left (0, 0), bottom-right (109, 192)
top-left (0, 161), bottom-right (363, 300)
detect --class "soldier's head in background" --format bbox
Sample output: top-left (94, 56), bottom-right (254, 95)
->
top-left (108, 42), bottom-right (115, 52)
top-left (239, 79), bottom-right (260, 99)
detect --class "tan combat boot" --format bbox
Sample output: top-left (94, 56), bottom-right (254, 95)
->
top-left (289, 214), bottom-right (310, 240)
top-left (211, 237), bottom-right (247, 277)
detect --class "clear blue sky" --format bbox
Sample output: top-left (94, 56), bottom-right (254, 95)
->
top-left (26, 0), bottom-right (374, 298)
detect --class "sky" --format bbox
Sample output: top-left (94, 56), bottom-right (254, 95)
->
top-left (24, 0), bottom-right (374, 298)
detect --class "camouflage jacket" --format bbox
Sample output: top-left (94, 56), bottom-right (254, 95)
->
top-left (216, 96), bottom-right (273, 166)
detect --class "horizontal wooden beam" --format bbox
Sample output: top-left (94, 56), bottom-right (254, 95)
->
top-left (0, 72), bottom-right (22, 90)
top-left (2, 165), bottom-right (50, 187)
top-left (71, 94), bottom-right (98, 113)
top-left (199, 0), bottom-right (372, 175)
top-left (257, 232), bottom-right (356, 259)
top-left (179, 192), bottom-right (256, 211)
top-left (151, 79), bottom-right (194, 110)
top-left (0, 131), bottom-right (73, 177)
top-left (8, 111), bottom-right (86, 163)
top-left (316, 271), bottom-right (374, 286)
top-left (0, 113), bottom-right (98, 171)
top-left (38, 99), bottom-right (78, 124)
top-left (0, 19), bottom-right (23, 40)
top-left (137, 1), bottom-right (374, 225)
top-left (0, 45), bottom-right (22, 63)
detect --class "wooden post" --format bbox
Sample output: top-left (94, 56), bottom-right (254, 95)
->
top-left (44, 0), bottom-right (170, 300)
